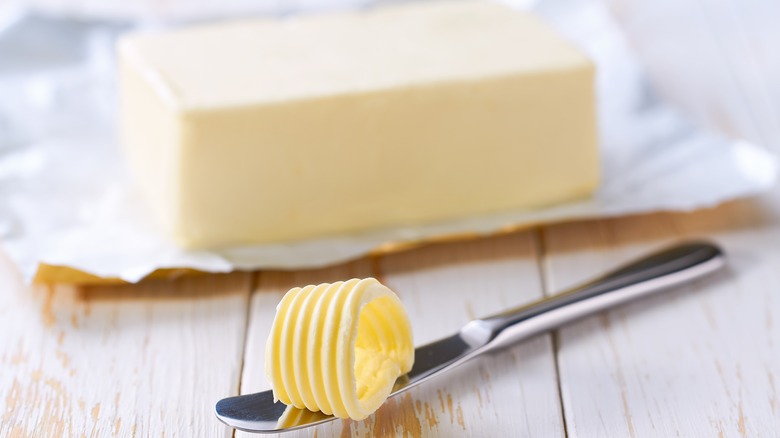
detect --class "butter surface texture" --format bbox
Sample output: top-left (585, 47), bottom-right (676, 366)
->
top-left (119, 0), bottom-right (599, 248)
top-left (265, 278), bottom-right (414, 420)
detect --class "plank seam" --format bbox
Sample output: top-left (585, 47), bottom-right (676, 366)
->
top-left (535, 227), bottom-right (570, 438)
top-left (232, 271), bottom-right (261, 438)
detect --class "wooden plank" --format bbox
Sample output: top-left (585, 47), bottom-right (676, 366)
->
top-left (0, 252), bottom-right (252, 437)
top-left (541, 198), bottom-right (780, 436)
top-left (237, 232), bottom-right (565, 437)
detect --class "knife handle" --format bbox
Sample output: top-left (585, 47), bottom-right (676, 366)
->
top-left (464, 242), bottom-right (725, 350)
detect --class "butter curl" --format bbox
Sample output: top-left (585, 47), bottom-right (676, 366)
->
top-left (266, 278), bottom-right (414, 420)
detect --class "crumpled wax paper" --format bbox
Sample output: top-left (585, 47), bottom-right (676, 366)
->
top-left (0, 0), bottom-right (776, 283)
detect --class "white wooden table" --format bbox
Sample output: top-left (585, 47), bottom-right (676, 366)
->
top-left (2, 195), bottom-right (780, 437)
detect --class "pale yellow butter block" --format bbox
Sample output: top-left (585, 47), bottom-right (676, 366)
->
top-left (119, 0), bottom-right (599, 249)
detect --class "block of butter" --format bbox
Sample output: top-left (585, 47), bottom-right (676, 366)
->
top-left (119, 0), bottom-right (598, 249)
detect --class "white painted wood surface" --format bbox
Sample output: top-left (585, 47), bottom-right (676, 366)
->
top-left (2, 199), bottom-right (780, 436)
top-left (375, 233), bottom-right (564, 438)
top-left (542, 199), bottom-right (780, 437)
top-left (237, 233), bottom-right (565, 437)
top-left (0, 257), bottom-right (250, 437)
top-left (606, 0), bottom-right (780, 151)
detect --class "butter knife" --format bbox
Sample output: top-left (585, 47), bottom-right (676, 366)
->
top-left (216, 241), bottom-right (725, 433)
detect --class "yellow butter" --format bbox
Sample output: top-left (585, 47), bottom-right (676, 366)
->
top-left (118, 0), bottom-right (599, 249)
top-left (265, 278), bottom-right (414, 420)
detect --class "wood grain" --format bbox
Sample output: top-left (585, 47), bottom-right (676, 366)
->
top-left (237, 232), bottom-right (566, 437)
top-left (541, 197), bottom-right (780, 437)
top-left (0, 253), bottom-right (252, 437)
top-left (607, 0), bottom-right (780, 151)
